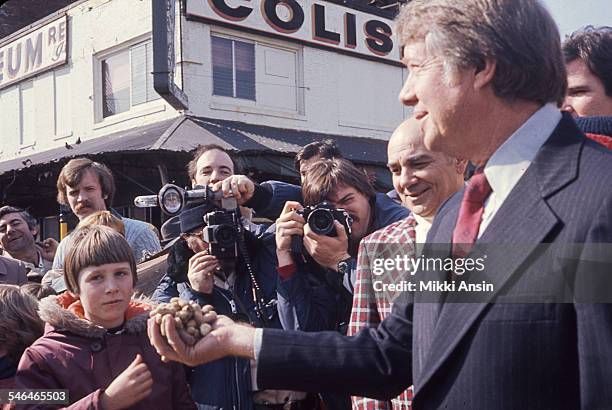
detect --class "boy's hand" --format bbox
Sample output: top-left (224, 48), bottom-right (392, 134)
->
top-left (101, 354), bottom-right (153, 410)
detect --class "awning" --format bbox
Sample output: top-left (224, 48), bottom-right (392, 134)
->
top-left (0, 115), bottom-right (392, 188)
top-left (155, 116), bottom-right (389, 164)
top-left (153, 116), bottom-right (392, 184)
top-left (0, 118), bottom-right (178, 175)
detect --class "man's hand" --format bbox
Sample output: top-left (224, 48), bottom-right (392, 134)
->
top-left (187, 250), bottom-right (218, 294)
top-left (212, 175), bottom-right (255, 205)
top-left (100, 354), bottom-right (153, 410)
top-left (303, 221), bottom-right (351, 271)
top-left (147, 314), bottom-right (256, 367)
top-left (38, 238), bottom-right (59, 261)
top-left (275, 201), bottom-right (305, 265)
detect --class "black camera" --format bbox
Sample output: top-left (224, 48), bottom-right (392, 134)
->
top-left (134, 184), bottom-right (223, 216)
top-left (135, 183), bottom-right (241, 260)
top-left (203, 209), bottom-right (239, 260)
top-left (298, 201), bottom-right (353, 238)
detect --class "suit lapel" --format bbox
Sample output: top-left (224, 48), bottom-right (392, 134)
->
top-left (414, 114), bottom-right (583, 395)
top-left (412, 198), bottom-right (459, 378)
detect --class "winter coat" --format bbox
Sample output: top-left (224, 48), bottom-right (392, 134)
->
top-left (15, 293), bottom-right (196, 410)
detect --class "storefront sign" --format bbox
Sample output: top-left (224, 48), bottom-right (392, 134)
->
top-left (0, 16), bottom-right (68, 90)
top-left (187, 0), bottom-right (399, 63)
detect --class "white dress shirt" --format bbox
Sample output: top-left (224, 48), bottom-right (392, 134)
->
top-left (479, 104), bottom-right (561, 237)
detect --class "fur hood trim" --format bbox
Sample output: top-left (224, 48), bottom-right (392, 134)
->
top-left (38, 293), bottom-right (152, 338)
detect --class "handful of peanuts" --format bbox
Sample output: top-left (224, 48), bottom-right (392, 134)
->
top-left (150, 297), bottom-right (218, 346)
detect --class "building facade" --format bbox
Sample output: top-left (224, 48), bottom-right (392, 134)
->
top-left (0, 0), bottom-right (409, 238)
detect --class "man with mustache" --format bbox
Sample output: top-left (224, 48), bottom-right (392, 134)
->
top-left (52, 158), bottom-right (161, 275)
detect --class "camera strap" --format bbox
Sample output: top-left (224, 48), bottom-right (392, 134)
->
top-left (235, 211), bottom-right (275, 328)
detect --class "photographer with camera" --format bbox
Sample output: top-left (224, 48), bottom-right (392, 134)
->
top-left (275, 158), bottom-right (408, 332)
top-left (159, 143), bottom-right (304, 242)
top-left (274, 158), bottom-right (407, 409)
top-left (208, 141), bottom-right (343, 223)
top-left (151, 189), bottom-right (311, 409)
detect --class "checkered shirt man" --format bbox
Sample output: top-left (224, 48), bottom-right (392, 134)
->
top-left (348, 215), bottom-right (417, 410)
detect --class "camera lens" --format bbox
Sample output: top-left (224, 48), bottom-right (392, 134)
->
top-left (214, 225), bottom-right (236, 246)
top-left (308, 209), bottom-right (335, 235)
top-left (161, 188), bottom-right (182, 215)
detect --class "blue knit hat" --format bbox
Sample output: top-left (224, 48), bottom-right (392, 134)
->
top-left (575, 116), bottom-right (612, 137)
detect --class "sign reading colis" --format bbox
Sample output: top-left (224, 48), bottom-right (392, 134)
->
top-left (187, 0), bottom-right (399, 63)
top-left (0, 16), bottom-right (68, 90)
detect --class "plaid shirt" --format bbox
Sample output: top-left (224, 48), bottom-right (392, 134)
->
top-left (348, 216), bottom-right (417, 410)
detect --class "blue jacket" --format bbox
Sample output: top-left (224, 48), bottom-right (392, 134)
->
top-left (152, 231), bottom-right (280, 410)
top-left (276, 193), bottom-right (409, 333)
top-left (245, 180), bottom-right (302, 220)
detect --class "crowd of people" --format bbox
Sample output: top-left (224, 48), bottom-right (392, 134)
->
top-left (1, 0), bottom-right (611, 409)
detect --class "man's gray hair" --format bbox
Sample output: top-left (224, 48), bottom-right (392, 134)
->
top-left (0, 206), bottom-right (37, 231)
top-left (396, 0), bottom-right (567, 106)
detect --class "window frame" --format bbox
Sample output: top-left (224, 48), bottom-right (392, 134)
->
top-left (93, 34), bottom-right (160, 123)
top-left (209, 29), bottom-right (305, 118)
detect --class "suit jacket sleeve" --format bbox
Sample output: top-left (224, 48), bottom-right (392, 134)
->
top-left (257, 299), bottom-right (414, 400)
top-left (246, 181), bottom-right (303, 220)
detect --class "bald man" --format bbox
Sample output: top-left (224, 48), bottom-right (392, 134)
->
top-left (387, 118), bottom-right (467, 244)
top-left (349, 118), bottom-right (466, 409)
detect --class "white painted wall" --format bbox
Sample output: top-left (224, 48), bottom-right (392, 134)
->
top-left (0, 0), bottom-right (179, 163)
top-left (181, 20), bottom-right (410, 139)
top-left (0, 0), bottom-right (410, 164)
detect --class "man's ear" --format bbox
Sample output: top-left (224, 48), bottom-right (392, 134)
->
top-left (473, 58), bottom-right (496, 90)
top-left (31, 226), bottom-right (39, 237)
top-left (455, 159), bottom-right (469, 175)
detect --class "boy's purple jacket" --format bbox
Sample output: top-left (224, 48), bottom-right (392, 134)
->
top-left (15, 293), bottom-right (196, 410)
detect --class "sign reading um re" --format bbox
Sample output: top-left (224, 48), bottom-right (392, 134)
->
top-left (0, 16), bottom-right (68, 90)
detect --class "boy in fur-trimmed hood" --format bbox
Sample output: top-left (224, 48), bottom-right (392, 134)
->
top-left (15, 225), bottom-right (195, 410)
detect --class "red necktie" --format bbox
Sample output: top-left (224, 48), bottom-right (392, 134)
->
top-left (452, 168), bottom-right (492, 258)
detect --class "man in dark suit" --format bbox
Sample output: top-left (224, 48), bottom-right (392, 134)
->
top-left (148, 0), bottom-right (612, 408)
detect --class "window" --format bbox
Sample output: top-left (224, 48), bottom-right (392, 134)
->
top-left (210, 33), bottom-right (303, 115)
top-left (212, 36), bottom-right (255, 100)
top-left (100, 40), bottom-right (158, 118)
